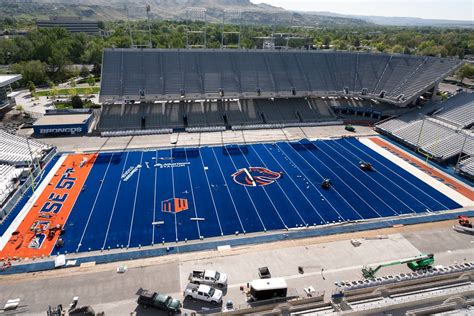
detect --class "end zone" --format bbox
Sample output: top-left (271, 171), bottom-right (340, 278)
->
top-left (360, 137), bottom-right (473, 206)
top-left (0, 153), bottom-right (97, 259)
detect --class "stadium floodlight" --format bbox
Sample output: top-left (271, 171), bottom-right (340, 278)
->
top-left (221, 9), bottom-right (242, 49)
top-left (125, 3), bottom-right (153, 48)
top-left (186, 7), bottom-right (207, 48)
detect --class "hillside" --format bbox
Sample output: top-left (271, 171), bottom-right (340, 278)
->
top-left (309, 11), bottom-right (474, 28)
top-left (0, 0), bottom-right (369, 26)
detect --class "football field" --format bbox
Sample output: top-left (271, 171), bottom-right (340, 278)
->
top-left (1, 137), bottom-right (469, 259)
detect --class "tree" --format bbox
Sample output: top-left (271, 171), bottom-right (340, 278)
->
top-left (91, 63), bottom-right (101, 76)
top-left (48, 44), bottom-right (70, 81)
top-left (27, 81), bottom-right (36, 95)
top-left (71, 95), bottom-right (83, 109)
top-left (391, 45), bottom-right (404, 54)
top-left (353, 37), bottom-right (361, 48)
top-left (11, 61), bottom-right (47, 85)
top-left (79, 65), bottom-right (90, 78)
top-left (49, 86), bottom-right (59, 101)
top-left (87, 75), bottom-right (96, 87)
top-left (322, 36), bottom-right (331, 48)
top-left (456, 64), bottom-right (474, 84)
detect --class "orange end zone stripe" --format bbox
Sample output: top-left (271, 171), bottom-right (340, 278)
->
top-left (369, 137), bottom-right (474, 200)
top-left (0, 153), bottom-right (97, 259)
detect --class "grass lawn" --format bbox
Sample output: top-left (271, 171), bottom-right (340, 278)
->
top-left (36, 87), bottom-right (100, 97)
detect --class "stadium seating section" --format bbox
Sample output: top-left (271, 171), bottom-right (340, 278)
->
top-left (376, 92), bottom-right (474, 178)
top-left (100, 49), bottom-right (460, 105)
top-left (0, 129), bottom-right (51, 207)
top-left (98, 98), bottom-right (339, 131)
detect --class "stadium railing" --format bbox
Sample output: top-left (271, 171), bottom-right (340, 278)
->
top-left (0, 147), bottom-right (57, 223)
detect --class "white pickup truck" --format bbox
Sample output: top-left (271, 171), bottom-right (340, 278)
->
top-left (184, 283), bottom-right (223, 305)
top-left (188, 270), bottom-right (228, 288)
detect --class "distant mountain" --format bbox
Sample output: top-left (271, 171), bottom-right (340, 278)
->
top-left (1, 0), bottom-right (370, 26)
top-left (308, 11), bottom-right (474, 27)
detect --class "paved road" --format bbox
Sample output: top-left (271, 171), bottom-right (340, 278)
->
top-left (0, 221), bottom-right (472, 315)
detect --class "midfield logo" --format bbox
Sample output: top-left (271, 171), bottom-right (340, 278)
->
top-left (232, 167), bottom-right (282, 187)
top-left (161, 198), bottom-right (189, 214)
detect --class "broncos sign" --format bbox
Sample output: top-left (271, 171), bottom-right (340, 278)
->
top-left (232, 167), bottom-right (282, 187)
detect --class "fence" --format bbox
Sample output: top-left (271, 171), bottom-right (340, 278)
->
top-left (0, 147), bottom-right (57, 223)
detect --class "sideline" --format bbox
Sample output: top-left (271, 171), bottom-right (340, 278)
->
top-left (361, 137), bottom-right (473, 205)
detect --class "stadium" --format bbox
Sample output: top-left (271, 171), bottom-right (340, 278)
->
top-left (0, 48), bottom-right (473, 314)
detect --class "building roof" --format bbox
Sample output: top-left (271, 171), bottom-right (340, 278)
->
top-left (250, 277), bottom-right (287, 291)
top-left (0, 75), bottom-right (22, 87)
top-left (33, 113), bottom-right (92, 126)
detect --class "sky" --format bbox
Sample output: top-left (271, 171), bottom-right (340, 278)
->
top-left (250, 0), bottom-right (474, 21)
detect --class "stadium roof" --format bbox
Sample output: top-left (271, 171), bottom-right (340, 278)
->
top-left (0, 75), bottom-right (22, 87)
top-left (33, 113), bottom-right (92, 126)
top-left (99, 49), bottom-right (461, 106)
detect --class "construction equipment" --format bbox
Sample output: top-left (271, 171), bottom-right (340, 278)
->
top-left (321, 178), bottom-right (331, 190)
top-left (458, 215), bottom-right (473, 228)
top-left (453, 215), bottom-right (474, 234)
top-left (359, 161), bottom-right (373, 171)
top-left (345, 124), bottom-right (355, 132)
top-left (362, 253), bottom-right (434, 279)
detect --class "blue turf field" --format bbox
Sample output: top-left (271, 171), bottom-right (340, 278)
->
top-left (60, 138), bottom-right (460, 254)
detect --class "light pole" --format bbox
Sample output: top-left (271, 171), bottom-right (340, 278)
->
top-left (25, 135), bottom-right (37, 193)
top-left (415, 114), bottom-right (426, 152)
top-left (455, 133), bottom-right (469, 172)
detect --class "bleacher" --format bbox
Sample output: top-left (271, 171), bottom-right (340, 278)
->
top-left (432, 93), bottom-right (474, 128)
top-left (458, 157), bottom-right (474, 180)
top-left (100, 49), bottom-right (460, 106)
top-left (0, 129), bottom-right (52, 207)
top-left (0, 164), bottom-right (23, 207)
top-left (98, 97), bottom-right (337, 131)
top-left (376, 92), bottom-right (474, 171)
top-left (0, 129), bottom-right (50, 165)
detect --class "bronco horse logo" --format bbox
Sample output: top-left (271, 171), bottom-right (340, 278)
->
top-left (232, 167), bottom-right (282, 187)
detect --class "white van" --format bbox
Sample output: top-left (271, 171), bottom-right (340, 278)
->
top-left (249, 277), bottom-right (288, 301)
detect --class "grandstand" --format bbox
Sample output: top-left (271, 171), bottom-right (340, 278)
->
top-left (0, 129), bottom-right (52, 212)
top-left (98, 49), bottom-right (461, 133)
top-left (98, 98), bottom-right (339, 132)
top-left (376, 92), bottom-right (474, 178)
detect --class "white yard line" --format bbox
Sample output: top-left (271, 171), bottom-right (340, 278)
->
top-left (224, 148), bottom-right (267, 231)
top-left (102, 152), bottom-right (130, 250)
top-left (198, 151), bottom-right (224, 236)
top-left (0, 155), bottom-right (66, 251)
top-left (360, 138), bottom-right (473, 207)
top-left (210, 148), bottom-right (246, 233)
top-left (262, 145), bottom-right (327, 224)
top-left (184, 149), bottom-right (201, 238)
top-left (152, 150), bottom-right (158, 244)
top-left (127, 152), bottom-right (144, 247)
top-left (76, 153), bottom-right (115, 252)
top-left (251, 145), bottom-right (307, 226)
top-left (239, 148), bottom-right (288, 228)
top-left (170, 149), bottom-right (178, 242)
